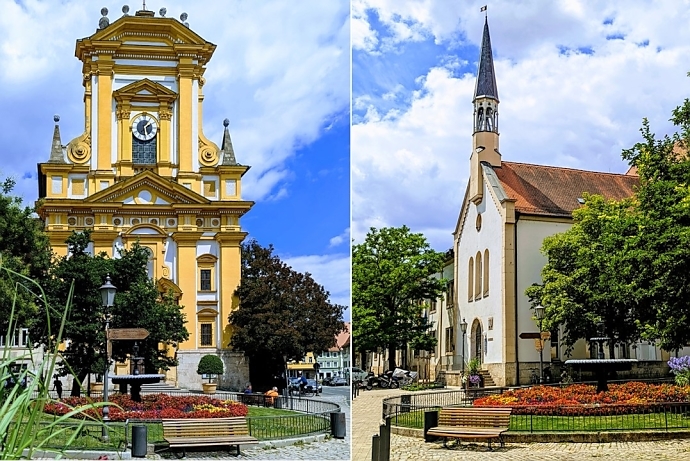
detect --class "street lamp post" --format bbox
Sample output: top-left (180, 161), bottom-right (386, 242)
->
top-left (534, 305), bottom-right (545, 384)
top-left (460, 318), bottom-right (468, 374)
top-left (99, 274), bottom-right (117, 442)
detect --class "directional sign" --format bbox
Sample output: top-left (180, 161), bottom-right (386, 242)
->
top-left (108, 328), bottom-right (149, 341)
top-left (519, 332), bottom-right (542, 339)
top-left (541, 331), bottom-right (552, 341)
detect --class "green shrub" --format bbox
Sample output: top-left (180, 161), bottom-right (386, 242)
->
top-left (197, 354), bottom-right (224, 382)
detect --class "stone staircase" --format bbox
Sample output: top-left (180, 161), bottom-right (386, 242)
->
top-left (140, 382), bottom-right (183, 393)
top-left (479, 369), bottom-right (496, 387)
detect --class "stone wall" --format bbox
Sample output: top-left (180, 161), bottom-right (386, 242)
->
top-left (175, 349), bottom-right (249, 391)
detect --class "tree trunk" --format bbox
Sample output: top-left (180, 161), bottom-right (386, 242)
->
top-left (387, 344), bottom-right (397, 371)
top-left (360, 351), bottom-right (367, 371)
top-left (70, 371), bottom-right (88, 397)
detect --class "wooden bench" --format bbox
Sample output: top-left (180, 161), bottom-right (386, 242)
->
top-left (426, 407), bottom-right (512, 450)
top-left (162, 417), bottom-right (258, 457)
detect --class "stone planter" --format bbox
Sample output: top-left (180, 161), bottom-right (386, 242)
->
top-left (90, 382), bottom-right (103, 393)
top-left (202, 383), bottom-right (217, 394)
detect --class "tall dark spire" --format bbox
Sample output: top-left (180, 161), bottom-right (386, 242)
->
top-left (474, 17), bottom-right (498, 102)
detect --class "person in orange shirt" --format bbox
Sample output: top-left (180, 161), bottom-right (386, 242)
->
top-left (265, 386), bottom-right (279, 406)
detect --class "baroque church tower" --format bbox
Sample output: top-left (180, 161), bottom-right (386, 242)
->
top-left (36, 6), bottom-right (253, 389)
top-left (469, 17), bottom-right (501, 204)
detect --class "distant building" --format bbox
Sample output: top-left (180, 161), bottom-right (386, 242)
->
top-left (317, 322), bottom-right (350, 380)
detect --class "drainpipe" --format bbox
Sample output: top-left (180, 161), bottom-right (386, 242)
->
top-left (514, 214), bottom-right (520, 385)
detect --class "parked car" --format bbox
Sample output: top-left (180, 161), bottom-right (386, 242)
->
top-left (351, 367), bottom-right (367, 382)
top-left (322, 376), bottom-right (333, 386)
top-left (306, 379), bottom-right (322, 394)
top-left (331, 376), bottom-right (347, 386)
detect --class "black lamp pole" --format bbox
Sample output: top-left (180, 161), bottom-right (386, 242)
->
top-left (99, 274), bottom-right (117, 442)
top-left (535, 305), bottom-right (545, 384)
top-left (460, 318), bottom-right (468, 374)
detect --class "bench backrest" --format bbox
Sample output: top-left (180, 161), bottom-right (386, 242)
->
top-left (438, 407), bottom-right (511, 429)
top-left (162, 417), bottom-right (250, 438)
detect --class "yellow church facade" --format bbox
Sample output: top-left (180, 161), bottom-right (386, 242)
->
top-left (36, 8), bottom-right (252, 390)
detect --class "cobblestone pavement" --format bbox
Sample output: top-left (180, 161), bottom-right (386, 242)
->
top-left (153, 392), bottom-right (351, 460)
top-left (389, 435), bottom-right (690, 460)
top-left (352, 386), bottom-right (690, 461)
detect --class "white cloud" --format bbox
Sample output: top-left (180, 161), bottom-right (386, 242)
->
top-left (329, 227), bottom-right (351, 248)
top-left (353, 1), bottom-right (690, 251)
top-left (282, 253), bottom-right (351, 310)
top-left (0, 0), bottom-right (349, 205)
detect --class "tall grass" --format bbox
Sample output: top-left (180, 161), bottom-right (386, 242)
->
top-left (0, 261), bottom-right (109, 459)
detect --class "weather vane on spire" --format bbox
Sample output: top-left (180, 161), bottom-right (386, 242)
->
top-left (143, 0), bottom-right (146, 10)
top-left (481, 5), bottom-right (487, 16)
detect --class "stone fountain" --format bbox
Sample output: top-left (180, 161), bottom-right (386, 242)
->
top-left (565, 327), bottom-right (636, 392)
top-left (110, 342), bottom-right (164, 402)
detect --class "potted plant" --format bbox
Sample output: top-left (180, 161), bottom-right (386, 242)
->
top-left (467, 357), bottom-right (482, 388)
top-left (197, 354), bottom-right (224, 394)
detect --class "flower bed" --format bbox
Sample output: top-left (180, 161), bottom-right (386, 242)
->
top-left (44, 393), bottom-right (249, 421)
top-left (474, 382), bottom-right (690, 416)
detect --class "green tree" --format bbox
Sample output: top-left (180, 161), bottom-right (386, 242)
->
top-left (353, 226), bottom-right (444, 371)
top-left (528, 94), bottom-right (690, 352)
top-left (619, 98), bottom-right (690, 350)
top-left (230, 240), bottom-right (345, 389)
top-left (525, 194), bottom-right (642, 354)
top-left (37, 231), bottom-right (188, 396)
top-left (0, 177), bottom-right (52, 333)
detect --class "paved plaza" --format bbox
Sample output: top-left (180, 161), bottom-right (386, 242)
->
top-left (352, 386), bottom-right (690, 461)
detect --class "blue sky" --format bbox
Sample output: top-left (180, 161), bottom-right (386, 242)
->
top-left (352, 0), bottom-right (690, 251)
top-left (0, 0), bottom-right (350, 315)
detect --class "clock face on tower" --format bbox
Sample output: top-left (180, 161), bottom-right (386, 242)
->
top-left (131, 114), bottom-right (158, 141)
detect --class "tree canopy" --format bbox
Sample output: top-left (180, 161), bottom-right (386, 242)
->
top-left (36, 231), bottom-right (188, 395)
top-left (528, 94), bottom-right (690, 352)
top-left (230, 240), bottom-right (345, 388)
top-left (0, 178), bottom-right (52, 333)
top-left (353, 226), bottom-right (443, 371)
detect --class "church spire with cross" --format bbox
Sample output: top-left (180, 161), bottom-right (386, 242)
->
top-left (469, 14), bottom-right (501, 204)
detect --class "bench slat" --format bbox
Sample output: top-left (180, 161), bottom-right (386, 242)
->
top-left (162, 417), bottom-right (258, 450)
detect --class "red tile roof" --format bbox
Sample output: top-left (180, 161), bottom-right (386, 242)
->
top-left (330, 322), bottom-right (350, 351)
top-left (493, 161), bottom-right (639, 217)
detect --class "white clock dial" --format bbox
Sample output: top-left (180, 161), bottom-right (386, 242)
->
top-left (131, 114), bottom-right (158, 141)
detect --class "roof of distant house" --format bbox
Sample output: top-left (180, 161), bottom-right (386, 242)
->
top-left (329, 322), bottom-right (350, 352)
top-left (493, 161), bottom-right (639, 217)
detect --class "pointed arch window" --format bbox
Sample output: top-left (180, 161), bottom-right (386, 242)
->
top-left (483, 249), bottom-right (490, 297)
top-left (468, 257), bottom-right (474, 302)
top-left (485, 108), bottom-right (493, 131)
top-left (476, 107), bottom-right (484, 132)
top-left (475, 251), bottom-right (482, 301)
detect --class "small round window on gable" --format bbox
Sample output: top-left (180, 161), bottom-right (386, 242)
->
top-left (476, 214), bottom-right (482, 231)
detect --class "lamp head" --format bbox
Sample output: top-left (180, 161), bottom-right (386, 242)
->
top-left (460, 318), bottom-right (468, 334)
top-left (99, 274), bottom-right (117, 308)
top-left (534, 305), bottom-right (545, 320)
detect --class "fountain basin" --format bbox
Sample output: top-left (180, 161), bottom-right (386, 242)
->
top-left (565, 359), bottom-right (637, 392)
top-left (111, 374), bottom-right (165, 401)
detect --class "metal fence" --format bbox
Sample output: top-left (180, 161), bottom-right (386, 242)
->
top-left (32, 392), bottom-right (340, 448)
top-left (381, 389), bottom-right (690, 434)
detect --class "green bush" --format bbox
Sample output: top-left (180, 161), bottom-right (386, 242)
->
top-left (197, 354), bottom-right (224, 382)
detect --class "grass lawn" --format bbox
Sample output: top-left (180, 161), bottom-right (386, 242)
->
top-left (391, 409), bottom-right (690, 432)
top-left (28, 405), bottom-right (326, 451)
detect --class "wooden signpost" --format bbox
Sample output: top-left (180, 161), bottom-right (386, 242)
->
top-left (106, 328), bottom-right (149, 357)
top-left (519, 332), bottom-right (541, 339)
top-left (108, 328), bottom-right (149, 341)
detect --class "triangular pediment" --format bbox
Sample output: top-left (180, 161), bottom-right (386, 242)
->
top-left (85, 15), bottom-right (209, 46)
top-left (76, 15), bottom-right (216, 65)
top-left (85, 171), bottom-right (210, 205)
top-left (114, 79), bottom-right (177, 100)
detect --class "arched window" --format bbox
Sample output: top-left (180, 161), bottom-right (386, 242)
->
top-left (475, 251), bottom-right (482, 300)
top-left (476, 107), bottom-right (484, 131)
top-left (468, 257), bottom-right (474, 302)
top-left (483, 249), bottom-right (490, 297)
top-left (485, 108), bottom-right (493, 131)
